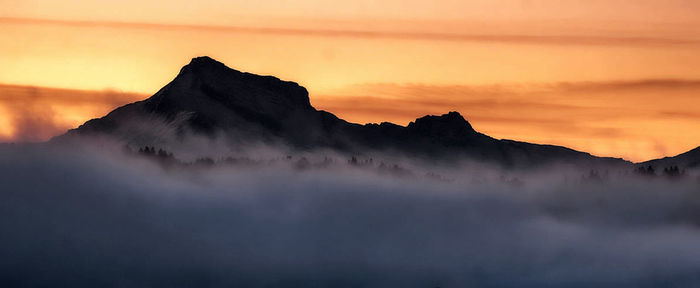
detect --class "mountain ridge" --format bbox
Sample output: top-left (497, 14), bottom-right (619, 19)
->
top-left (640, 146), bottom-right (700, 170)
top-left (55, 56), bottom-right (631, 168)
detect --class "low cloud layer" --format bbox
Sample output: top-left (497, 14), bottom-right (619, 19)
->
top-left (1, 143), bottom-right (699, 287)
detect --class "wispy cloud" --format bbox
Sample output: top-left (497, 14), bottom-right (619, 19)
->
top-left (0, 84), bottom-right (143, 141)
top-left (2, 17), bottom-right (698, 46)
top-left (314, 79), bottom-right (700, 124)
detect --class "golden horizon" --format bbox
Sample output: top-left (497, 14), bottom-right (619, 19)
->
top-left (2, 1), bottom-right (699, 162)
top-left (1, 76), bottom-right (698, 163)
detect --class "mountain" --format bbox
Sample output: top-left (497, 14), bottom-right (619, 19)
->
top-left (55, 56), bottom-right (627, 168)
top-left (640, 146), bottom-right (700, 170)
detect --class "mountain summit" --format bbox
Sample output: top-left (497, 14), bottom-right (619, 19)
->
top-left (175, 56), bottom-right (313, 113)
top-left (409, 112), bottom-right (477, 139)
top-left (57, 56), bottom-right (627, 168)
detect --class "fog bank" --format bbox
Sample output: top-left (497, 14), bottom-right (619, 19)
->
top-left (1, 143), bottom-right (699, 287)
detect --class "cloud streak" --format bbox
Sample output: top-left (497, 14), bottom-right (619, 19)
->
top-left (2, 17), bottom-right (699, 46)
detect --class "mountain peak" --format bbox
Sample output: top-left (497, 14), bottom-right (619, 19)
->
top-left (410, 111), bottom-right (472, 129)
top-left (407, 111), bottom-right (477, 138)
top-left (57, 57), bottom-right (631, 168)
top-left (440, 111), bottom-right (467, 123)
top-left (178, 56), bottom-right (233, 76)
top-left (160, 56), bottom-right (312, 115)
top-left (189, 56), bottom-right (221, 65)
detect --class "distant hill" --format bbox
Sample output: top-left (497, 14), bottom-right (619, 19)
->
top-left (640, 146), bottom-right (700, 170)
top-left (54, 56), bottom-right (628, 169)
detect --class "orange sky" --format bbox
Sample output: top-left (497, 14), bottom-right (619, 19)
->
top-left (1, 0), bottom-right (699, 161)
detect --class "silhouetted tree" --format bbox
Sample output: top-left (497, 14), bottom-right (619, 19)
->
top-left (580, 169), bottom-right (607, 183)
top-left (194, 157), bottom-right (215, 166)
top-left (663, 165), bottom-right (685, 179)
top-left (635, 165), bottom-right (656, 177)
top-left (157, 148), bottom-right (173, 159)
top-left (138, 146), bottom-right (156, 155)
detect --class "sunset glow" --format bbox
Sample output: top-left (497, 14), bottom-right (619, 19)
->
top-left (1, 0), bottom-right (699, 161)
top-left (4, 3), bottom-right (700, 286)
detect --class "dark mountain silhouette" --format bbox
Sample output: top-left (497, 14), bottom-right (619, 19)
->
top-left (640, 146), bottom-right (700, 171)
top-left (55, 56), bottom-right (628, 168)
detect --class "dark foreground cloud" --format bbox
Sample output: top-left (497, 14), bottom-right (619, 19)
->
top-left (1, 143), bottom-right (700, 287)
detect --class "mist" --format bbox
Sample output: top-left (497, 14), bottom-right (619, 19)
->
top-left (1, 142), bottom-right (700, 287)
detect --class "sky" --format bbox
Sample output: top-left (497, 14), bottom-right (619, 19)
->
top-left (1, 0), bottom-right (699, 161)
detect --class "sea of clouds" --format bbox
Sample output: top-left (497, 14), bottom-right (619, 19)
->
top-left (1, 142), bottom-right (699, 287)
